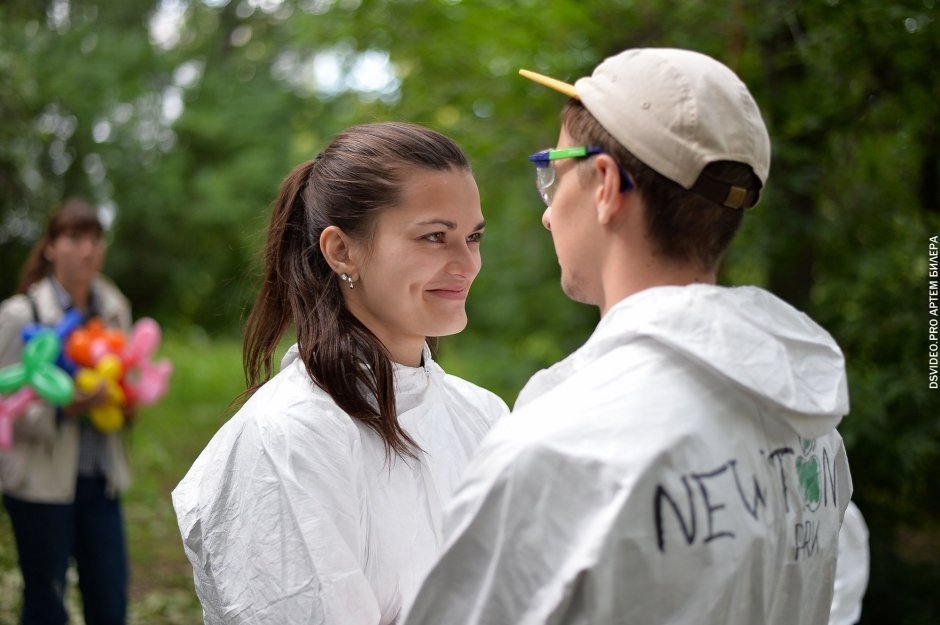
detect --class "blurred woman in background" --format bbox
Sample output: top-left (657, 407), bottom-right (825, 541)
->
top-left (0, 197), bottom-right (132, 625)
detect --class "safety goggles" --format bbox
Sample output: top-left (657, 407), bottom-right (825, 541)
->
top-left (528, 146), bottom-right (634, 207)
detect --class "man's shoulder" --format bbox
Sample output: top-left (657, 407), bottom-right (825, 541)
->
top-left (485, 373), bottom-right (695, 489)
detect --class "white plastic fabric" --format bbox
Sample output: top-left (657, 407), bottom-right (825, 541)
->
top-left (829, 501), bottom-right (870, 625)
top-left (404, 285), bottom-right (855, 625)
top-left (172, 345), bottom-right (508, 625)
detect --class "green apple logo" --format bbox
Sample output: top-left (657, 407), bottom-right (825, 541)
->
top-left (796, 437), bottom-right (821, 510)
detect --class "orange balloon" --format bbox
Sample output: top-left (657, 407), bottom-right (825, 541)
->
top-left (100, 328), bottom-right (126, 355)
top-left (65, 331), bottom-right (94, 367)
top-left (65, 319), bottom-right (127, 367)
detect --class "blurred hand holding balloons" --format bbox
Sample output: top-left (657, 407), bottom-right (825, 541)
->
top-left (75, 354), bottom-right (126, 433)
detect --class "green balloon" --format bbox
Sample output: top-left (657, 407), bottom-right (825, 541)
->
top-left (31, 365), bottom-right (74, 406)
top-left (23, 330), bottom-right (60, 369)
top-left (0, 364), bottom-right (27, 394)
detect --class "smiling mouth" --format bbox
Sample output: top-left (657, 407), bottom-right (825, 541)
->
top-left (427, 287), bottom-right (468, 301)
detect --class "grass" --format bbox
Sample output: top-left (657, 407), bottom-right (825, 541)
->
top-left (0, 329), bottom-right (246, 624)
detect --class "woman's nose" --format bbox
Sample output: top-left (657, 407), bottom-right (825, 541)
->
top-left (448, 242), bottom-right (480, 278)
top-left (542, 206), bottom-right (552, 231)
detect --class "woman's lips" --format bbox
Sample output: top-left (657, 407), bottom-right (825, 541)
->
top-left (426, 287), bottom-right (468, 300)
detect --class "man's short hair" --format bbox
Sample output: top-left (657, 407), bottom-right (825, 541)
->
top-left (562, 99), bottom-right (760, 271)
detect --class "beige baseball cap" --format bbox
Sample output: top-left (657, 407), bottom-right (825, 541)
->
top-left (520, 48), bottom-right (771, 209)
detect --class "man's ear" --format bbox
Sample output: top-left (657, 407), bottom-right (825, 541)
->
top-left (320, 225), bottom-right (359, 279)
top-left (593, 154), bottom-right (629, 226)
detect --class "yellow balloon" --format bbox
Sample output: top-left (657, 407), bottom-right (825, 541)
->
top-left (97, 354), bottom-right (123, 380)
top-left (90, 405), bottom-right (124, 433)
top-left (75, 368), bottom-right (101, 394)
top-left (75, 360), bottom-right (126, 433)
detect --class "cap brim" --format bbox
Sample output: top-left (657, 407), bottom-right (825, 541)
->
top-left (519, 69), bottom-right (579, 99)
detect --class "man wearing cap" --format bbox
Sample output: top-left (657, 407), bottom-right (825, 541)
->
top-left (402, 48), bottom-right (856, 625)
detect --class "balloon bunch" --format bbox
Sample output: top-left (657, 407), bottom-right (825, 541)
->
top-left (0, 315), bottom-right (172, 449)
top-left (66, 318), bottom-right (173, 432)
top-left (66, 319), bottom-right (128, 433)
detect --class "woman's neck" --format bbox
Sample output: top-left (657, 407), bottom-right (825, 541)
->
top-left (52, 274), bottom-right (91, 310)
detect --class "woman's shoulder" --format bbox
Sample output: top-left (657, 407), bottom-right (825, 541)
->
top-left (0, 293), bottom-right (32, 324)
top-left (234, 360), bottom-right (363, 446)
top-left (8, 280), bottom-right (61, 322)
top-left (0, 295), bottom-right (33, 365)
top-left (177, 363), bottom-right (364, 499)
top-left (438, 368), bottom-right (507, 404)
top-left (1, 279), bottom-right (57, 320)
top-left (93, 275), bottom-right (131, 315)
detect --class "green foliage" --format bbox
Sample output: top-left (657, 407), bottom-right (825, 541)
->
top-left (0, 0), bottom-right (938, 621)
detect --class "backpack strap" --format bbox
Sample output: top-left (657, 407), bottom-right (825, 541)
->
top-left (25, 294), bottom-right (40, 324)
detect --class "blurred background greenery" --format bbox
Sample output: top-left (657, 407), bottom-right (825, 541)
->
top-left (0, 0), bottom-right (938, 622)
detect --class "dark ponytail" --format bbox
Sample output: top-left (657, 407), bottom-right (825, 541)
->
top-left (242, 161), bottom-right (315, 388)
top-left (242, 122), bottom-right (470, 459)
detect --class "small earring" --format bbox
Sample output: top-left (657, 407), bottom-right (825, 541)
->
top-left (340, 273), bottom-right (355, 289)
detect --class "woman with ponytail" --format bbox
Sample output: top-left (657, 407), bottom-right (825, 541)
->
top-left (172, 122), bottom-right (508, 624)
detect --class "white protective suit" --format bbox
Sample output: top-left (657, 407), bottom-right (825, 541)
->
top-left (829, 501), bottom-right (870, 625)
top-left (172, 344), bottom-right (508, 625)
top-left (404, 285), bottom-right (853, 625)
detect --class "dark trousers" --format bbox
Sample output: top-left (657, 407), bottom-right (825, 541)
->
top-left (3, 476), bottom-right (128, 625)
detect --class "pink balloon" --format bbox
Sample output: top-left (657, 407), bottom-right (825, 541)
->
top-left (0, 387), bottom-right (37, 450)
top-left (123, 318), bottom-right (161, 367)
top-left (134, 360), bottom-right (172, 406)
top-left (120, 317), bottom-right (172, 408)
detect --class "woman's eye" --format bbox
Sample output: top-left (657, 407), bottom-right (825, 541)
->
top-left (467, 232), bottom-right (484, 243)
top-left (423, 232), bottom-right (444, 243)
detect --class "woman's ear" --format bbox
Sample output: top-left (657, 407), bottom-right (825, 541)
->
top-left (320, 226), bottom-right (358, 279)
